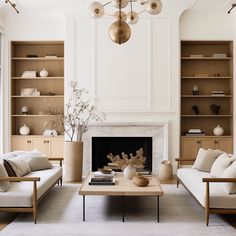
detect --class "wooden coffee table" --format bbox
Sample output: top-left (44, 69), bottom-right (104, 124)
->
top-left (79, 172), bottom-right (164, 222)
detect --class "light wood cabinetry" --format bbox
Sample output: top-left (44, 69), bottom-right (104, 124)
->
top-left (10, 41), bottom-right (64, 157)
top-left (180, 41), bottom-right (233, 158)
top-left (11, 136), bottom-right (64, 158)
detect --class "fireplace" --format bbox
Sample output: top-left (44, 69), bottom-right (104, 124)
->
top-left (92, 137), bottom-right (152, 172)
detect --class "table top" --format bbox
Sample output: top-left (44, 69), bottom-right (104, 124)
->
top-left (79, 172), bottom-right (164, 196)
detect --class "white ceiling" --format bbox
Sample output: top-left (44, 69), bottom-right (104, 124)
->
top-left (0, 0), bottom-right (235, 12)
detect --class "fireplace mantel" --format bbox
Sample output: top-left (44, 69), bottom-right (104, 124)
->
top-left (83, 122), bottom-right (169, 176)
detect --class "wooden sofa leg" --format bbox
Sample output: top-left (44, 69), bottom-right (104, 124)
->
top-left (177, 179), bottom-right (179, 188)
top-left (33, 181), bottom-right (37, 224)
top-left (205, 208), bottom-right (209, 226)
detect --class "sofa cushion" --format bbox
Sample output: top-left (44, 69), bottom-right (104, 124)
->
top-left (210, 153), bottom-right (235, 178)
top-left (197, 149), bottom-right (222, 172)
top-left (3, 159), bottom-right (17, 177)
top-left (4, 157), bottom-right (31, 177)
top-left (27, 156), bottom-right (52, 171)
top-left (0, 162), bottom-right (9, 192)
top-left (222, 161), bottom-right (236, 194)
top-left (0, 166), bottom-right (62, 207)
top-left (177, 168), bottom-right (236, 208)
top-left (192, 148), bottom-right (207, 169)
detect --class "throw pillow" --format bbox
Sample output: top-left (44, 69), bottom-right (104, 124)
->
top-left (27, 156), bottom-right (52, 171)
top-left (4, 157), bottom-right (31, 177)
top-left (192, 148), bottom-right (207, 169)
top-left (210, 153), bottom-right (236, 178)
top-left (222, 161), bottom-right (236, 194)
top-left (0, 162), bottom-right (9, 192)
top-left (197, 149), bottom-right (222, 172)
top-left (3, 159), bottom-right (17, 177)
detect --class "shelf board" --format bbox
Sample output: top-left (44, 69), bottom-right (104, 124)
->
top-left (11, 57), bottom-right (64, 61)
top-left (11, 115), bottom-right (61, 117)
top-left (181, 115), bottom-right (232, 117)
top-left (181, 57), bottom-right (232, 60)
top-left (11, 95), bottom-right (64, 98)
top-left (181, 95), bottom-right (232, 98)
top-left (181, 76), bottom-right (232, 79)
top-left (181, 135), bottom-right (233, 138)
top-left (12, 77), bottom-right (64, 80)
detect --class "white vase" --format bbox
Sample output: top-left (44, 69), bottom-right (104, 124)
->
top-left (19, 124), bottom-right (30, 135)
top-left (123, 164), bottom-right (136, 180)
top-left (213, 125), bottom-right (224, 136)
top-left (39, 68), bottom-right (48, 77)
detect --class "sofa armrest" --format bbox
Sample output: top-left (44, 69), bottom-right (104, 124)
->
top-left (203, 178), bottom-right (236, 183)
top-left (0, 176), bottom-right (40, 182)
top-left (48, 157), bottom-right (63, 167)
top-left (175, 158), bottom-right (195, 169)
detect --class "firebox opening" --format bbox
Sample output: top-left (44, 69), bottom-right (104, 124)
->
top-left (92, 137), bottom-right (152, 173)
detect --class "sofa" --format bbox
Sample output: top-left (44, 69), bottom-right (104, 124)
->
top-left (0, 150), bottom-right (63, 223)
top-left (176, 148), bottom-right (236, 226)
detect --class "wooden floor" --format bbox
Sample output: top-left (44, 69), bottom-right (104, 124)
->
top-left (0, 178), bottom-right (235, 230)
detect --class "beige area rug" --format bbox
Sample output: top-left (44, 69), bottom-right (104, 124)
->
top-left (1, 184), bottom-right (235, 236)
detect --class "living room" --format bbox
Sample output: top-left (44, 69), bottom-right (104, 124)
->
top-left (0, 0), bottom-right (236, 235)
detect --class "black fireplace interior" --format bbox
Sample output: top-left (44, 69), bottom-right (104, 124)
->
top-left (92, 137), bottom-right (152, 172)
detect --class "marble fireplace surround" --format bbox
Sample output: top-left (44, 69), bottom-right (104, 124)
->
top-left (83, 122), bottom-right (169, 176)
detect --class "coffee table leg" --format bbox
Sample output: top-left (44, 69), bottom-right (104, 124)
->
top-left (83, 195), bottom-right (85, 222)
top-left (122, 196), bottom-right (125, 222)
top-left (157, 196), bottom-right (159, 222)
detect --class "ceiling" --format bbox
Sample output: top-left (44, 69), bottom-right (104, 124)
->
top-left (0, 0), bottom-right (235, 12)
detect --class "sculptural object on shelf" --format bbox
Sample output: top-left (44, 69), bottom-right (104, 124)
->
top-left (192, 105), bottom-right (200, 115)
top-left (210, 104), bottom-right (221, 115)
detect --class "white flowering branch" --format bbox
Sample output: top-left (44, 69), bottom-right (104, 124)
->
top-left (61, 82), bottom-right (105, 142)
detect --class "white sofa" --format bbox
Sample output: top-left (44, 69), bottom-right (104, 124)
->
top-left (0, 153), bottom-right (63, 223)
top-left (176, 151), bottom-right (236, 226)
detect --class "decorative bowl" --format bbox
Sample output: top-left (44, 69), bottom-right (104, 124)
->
top-left (98, 168), bottom-right (112, 174)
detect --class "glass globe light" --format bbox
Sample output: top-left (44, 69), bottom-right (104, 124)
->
top-left (146, 0), bottom-right (162, 15)
top-left (114, 11), bottom-right (127, 21)
top-left (127, 11), bottom-right (139, 25)
top-left (112, 0), bottom-right (129, 9)
top-left (89, 2), bottom-right (104, 18)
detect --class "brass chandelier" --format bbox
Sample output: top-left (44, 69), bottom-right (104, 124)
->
top-left (89, 0), bottom-right (162, 45)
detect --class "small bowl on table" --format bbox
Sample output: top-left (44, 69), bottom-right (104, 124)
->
top-left (98, 168), bottom-right (113, 174)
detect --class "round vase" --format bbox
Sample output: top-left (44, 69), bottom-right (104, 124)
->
top-left (19, 124), bottom-right (30, 135)
top-left (213, 125), bottom-right (224, 136)
top-left (123, 164), bottom-right (136, 180)
top-left (39, 68), bottom-right (48, 77)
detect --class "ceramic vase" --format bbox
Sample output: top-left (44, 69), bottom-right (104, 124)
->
top-left (123, 164), bottom-right (136, 180)
top-left (64, 141), bottom-right (83, 182)
top-left (19, 124), bottom-right (30, 135)
top-left (39, 68), bottom-right (48, 77)
top-left (213, 125), bottom-right (224, 136)
top-left (158, 160), bottom-right (173, 181)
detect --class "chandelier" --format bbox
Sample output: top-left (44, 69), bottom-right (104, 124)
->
top-left (88, 0), bottom-right (162, 45)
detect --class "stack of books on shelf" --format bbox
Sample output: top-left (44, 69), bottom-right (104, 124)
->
top-left (185, 129), bottom-right (205, 136)
top-left (89, 171), bottom-right (115, 185)
top-left (211, 90), bottom-right (225, 96)
top-left (21, 71), bottom-right (37, 78)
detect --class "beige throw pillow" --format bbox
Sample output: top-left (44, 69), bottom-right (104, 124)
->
top-left (5, 157), bottom-right (31, 177)
top-left (222, 161), bottom-right (236, 194)
top-left (210, 153), bottom-right (235, 178)
top-left (192, 148), bottom-right (207, 169)
top-left (197, 149), bottom-right (222, 172)
top-left (0, 162), bottom-right (9, 192)
top-left (27, 156), bottom-right (52, 171)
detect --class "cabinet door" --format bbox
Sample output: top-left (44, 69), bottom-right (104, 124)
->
top-left (49, 138), bottom-right (64, 158)
top-left (31, 138), bottom-right (49, 156)
top-left (198, 138), bottom-right (216, 150)
top-left (11, 137), bottom-right (32, 151)
top-left (215, 137), bottom-right (233, 153)
top-left (180, 137), bottom-right (200, 159)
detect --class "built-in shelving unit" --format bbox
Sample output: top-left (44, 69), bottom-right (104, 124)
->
top-left (180, 41), bottom-right (233, 158)
top-left (10, 41), bottom-right (64, 157)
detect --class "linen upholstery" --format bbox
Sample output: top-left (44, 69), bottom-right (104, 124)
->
top-left (222, 161), bottom-right (236, 194)
top-left (210, 153), bottom-right (235, 178)
top-left (0, 162), bottom-right (9, 192)
top-left (27, 156), bottom-right (52, 171)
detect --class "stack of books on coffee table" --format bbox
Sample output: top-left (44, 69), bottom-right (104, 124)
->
top-left (89, 171), bottom-right (115, 185)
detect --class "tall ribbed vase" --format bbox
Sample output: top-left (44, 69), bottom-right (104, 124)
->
top-left (64, 141), bottom-right (83, 182)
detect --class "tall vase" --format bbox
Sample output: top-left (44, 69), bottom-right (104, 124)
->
top-left (64, 141), bottom-right (83, 182)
